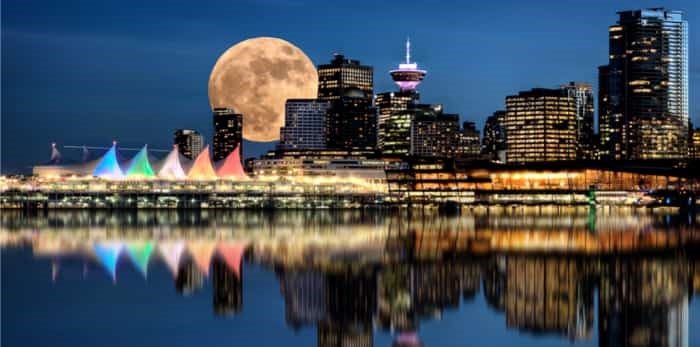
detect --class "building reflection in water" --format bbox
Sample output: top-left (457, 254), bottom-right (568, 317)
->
top-left (1, 208), bottom-right (699, 347)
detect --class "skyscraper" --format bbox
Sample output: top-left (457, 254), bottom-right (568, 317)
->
top-left (377, 39), bottom-right (426, 151)
top-left (376, 92), bottom-right (418, 150)
top-left (482, 111), bottom-right (507, 163)
top-left (409, 104), bottom-right (461, 158)
top-left (561, 82), bottom-right (595, 160)
top-left (317, 54), bottom-right (376, 150)
top-left (458, 121), bottom-right (481, 159)
top-left (504, 88), bottom-right (577, 163)
top-left (278, 99), bottom-right (330, 150)
top-left (173, 129), bottom-right (203, 160)
top-left (599, 8), bottom-right (689, 160)
top-left (212, 107), bottom-right (243, 162)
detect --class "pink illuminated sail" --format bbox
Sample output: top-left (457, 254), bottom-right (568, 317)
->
top-left (216, 145), bottom-right (247, 179)
top-left (157, 146), bottom-right (187, 179)
top-left (158, 241), bottom-right (185, 276)
top-left (187, 146), bottom-right (217, 180)
top-left (216, 242), bottom-right (246, 278)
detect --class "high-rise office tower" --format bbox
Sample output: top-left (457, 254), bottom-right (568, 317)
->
top-left (504, 88), bottom-right (577, 163)
top-left (174, 129), bottom-right (203, 160)
top-left (278, 99), bottom-right (330, 150)
top-left (376, 92), bottom-right (419, 150)
top-left (378, 39), bottom-right (427, 152)
top-left (317, 54), bottom-right (376, 150)
top-left (409, 104), bottom-right (461, 158)
top-left (212, 107), bottom-right (243, 161)
top-left (459, 121), bottom-right (481, 159)
top-left (599, 8), bottom-right (689, 160)
top-left (482, 111), bottom-right (507, 163)
top-left (561, 82), bottom-right (595, 160)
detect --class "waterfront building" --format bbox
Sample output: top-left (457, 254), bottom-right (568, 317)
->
top-left (482, 111), bottom-right (507, 163)
top-left (174, 129), bottom-right (203, 160)
top-left (249, 156), bottom-right (387, 187)
top-left (278, 99), bottom-right (330, 150)
top-left (317, 54), bottom-right (376, 150)
top-left (212, 108), bottom-right (243, 161)
top-left (504, 88), bottom-right (577, 164)
top-left (598, 8), bottom-right (689, 160)
top-left (561, 82), bottom-right (595, 160)
top-left (458, 121), bottom-right (481, 159)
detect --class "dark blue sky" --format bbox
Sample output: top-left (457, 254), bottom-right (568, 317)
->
top-left (2, 0), bottom-right (698, 174)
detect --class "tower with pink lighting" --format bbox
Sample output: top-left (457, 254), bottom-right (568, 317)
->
top-left (389, 38), bottom-right (427, 93)
top-left (377, 38), bottom-right (426, 151)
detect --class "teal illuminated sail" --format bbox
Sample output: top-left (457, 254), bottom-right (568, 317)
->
top-left (125, 145), bottom-right (155, 178)
top-left (92, 143), bottom-right (124, 179)
top-left (94, 242), bottom-right (123, 281)
top-left (125, 241), bottom-right (154, 276)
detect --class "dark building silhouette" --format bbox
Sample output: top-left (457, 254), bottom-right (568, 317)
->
top-left (212, 107), bottom-right (243, 161)
top-left (325, 269), bottom-right (377, 325)
top-left (482, 110), bottom-right (507, 163)
top-left (458, 121), bottom-right (481, 159)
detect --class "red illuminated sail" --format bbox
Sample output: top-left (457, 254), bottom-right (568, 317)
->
top-left (216, 242), bottom-right (246, 278)
top-left (216, 145), bottom-right (247, 179)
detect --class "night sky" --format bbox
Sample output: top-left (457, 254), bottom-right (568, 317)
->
top-left (2, 0), bottom-right (698, 174)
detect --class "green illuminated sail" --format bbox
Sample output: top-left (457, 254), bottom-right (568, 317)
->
top-left (126, 241), bottom-right (155, 276)
top-left (126, 145), bottom-right (155, 178)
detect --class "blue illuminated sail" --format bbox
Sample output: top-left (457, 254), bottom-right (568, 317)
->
top-left (92, 143), bottom-right (124, 179)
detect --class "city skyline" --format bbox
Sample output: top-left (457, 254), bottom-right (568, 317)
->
top-left (2, 0), bottom-right (699, 174)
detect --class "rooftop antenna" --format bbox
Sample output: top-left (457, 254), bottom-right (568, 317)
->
top-left (406, 37), bottom-right (411, 64)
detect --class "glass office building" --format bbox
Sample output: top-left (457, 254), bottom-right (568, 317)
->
top-left (599, 8), bottom-right (689, 159)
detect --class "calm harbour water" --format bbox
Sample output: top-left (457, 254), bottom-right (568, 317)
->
top-left (2, 207), bottom-right (699, 347)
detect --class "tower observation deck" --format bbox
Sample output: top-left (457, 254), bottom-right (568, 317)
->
top-left (390, 38), bottom-right (427, 92)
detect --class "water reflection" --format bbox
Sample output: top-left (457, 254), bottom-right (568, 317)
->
top-left (2, 208), bottom-right (699, 347)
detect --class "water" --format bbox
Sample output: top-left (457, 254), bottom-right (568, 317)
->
top-left (2, 207), bottom-right (699, 347)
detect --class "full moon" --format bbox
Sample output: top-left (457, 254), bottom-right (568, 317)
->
top-left (208, 37), bottom-right (318, 142)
